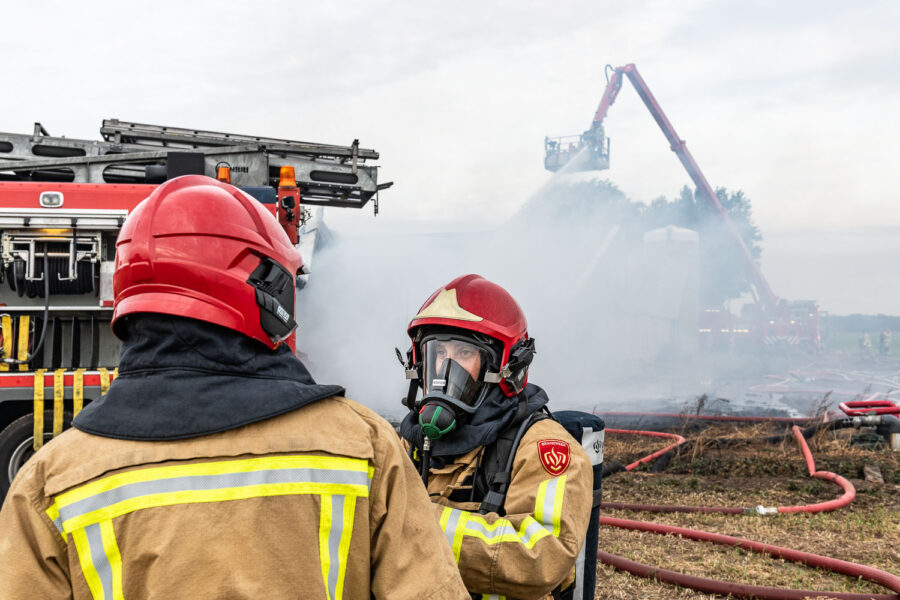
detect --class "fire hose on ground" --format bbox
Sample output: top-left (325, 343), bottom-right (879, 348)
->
top-left (595, 425), bottom-right (900, 598)
top-left (597, 518), bottom-right (900, 600)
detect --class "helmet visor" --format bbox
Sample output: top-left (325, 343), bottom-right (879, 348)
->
top-left (422, 337), bottom-right (492, 407)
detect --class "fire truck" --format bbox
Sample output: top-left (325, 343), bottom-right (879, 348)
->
top-left (0, 119), bottom-right (390, 498)
top-left (545, 63), bottom-right (820, 353)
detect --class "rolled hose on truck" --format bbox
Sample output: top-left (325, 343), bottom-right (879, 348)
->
top-left (596, 424), bottom-right (900, 598)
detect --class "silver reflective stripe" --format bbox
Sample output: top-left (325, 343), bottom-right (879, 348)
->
top-left (51, 514), bottom-right (63, 534)
top-left (519, 519), bottom-right (547, 546)
top-left (327, 494), bottom-right (345, 599)
top-left (443, 507), bottom-right (462, 546)
top-left (58, 467), bottom-right (368, 527)
top-left (85, 523), bottom-right (113, 600)
top-left (539, 477), bottom-right (559, 531)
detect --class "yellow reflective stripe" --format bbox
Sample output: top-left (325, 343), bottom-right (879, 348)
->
top-left (99, 368), bottom-right (110, 395)
top-left (71, 521), bottom-right (121, 600)
top-left (461, 512), bottom-right (549, 549)
top-left (481, 595), bottom-right (506, 600)
top-left (439, 505), bottom-right (451, 529)
top-left (551, 474), bottom-right (566, 536)
top-left (16, 315), bottom-right (30, 371)
top-left (99, 520), bottom-right (124, 600)
top-left (73, 369), bottom-right (85, 416)
top-left (72, 527), bottom-right (105, 600)
top-left (335, 495), bottom-right (356, 600)
top-left (319, 493), bottom-right (334, 599)
top-left (52, 456), bottom-right (371, 534)
top-left (0, 314), bottom-right (12, 371)
top-left (535, 475), bottom-right (567, 536)
top-left (33, 369), bottom-right (46, 451)
top-left (45, 503), bottom-right (65, 543)
top-left (56, 455), bottom-right (369, 506)
top-left (535, 479), bottom-right (548, 526)
top-left (439, 506), bottom-right (466, 563)
top-left (63, 483), bottom-right (368, 535)
top-left (53, 369), bottom-right (65, 437)
top-left (318, 493), bottom-right (357, 600)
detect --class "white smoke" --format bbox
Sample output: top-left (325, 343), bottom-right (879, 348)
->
top-left (297, 160), bottom-right (703, 419)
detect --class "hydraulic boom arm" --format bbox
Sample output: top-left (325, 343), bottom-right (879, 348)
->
top-left (594, 64), bottom-right (777, 309)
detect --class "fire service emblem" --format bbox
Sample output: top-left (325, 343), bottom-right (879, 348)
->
top-left (537, 439), bottom-right (570, 476)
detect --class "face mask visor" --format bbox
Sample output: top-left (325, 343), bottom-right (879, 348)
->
top-left (422, 336), bottom-right (494, 410)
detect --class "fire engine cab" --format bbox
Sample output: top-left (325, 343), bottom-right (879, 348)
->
top-left (0, 120), bottom-right (389, 499)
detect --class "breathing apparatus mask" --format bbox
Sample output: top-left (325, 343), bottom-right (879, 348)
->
top-left (401, 332), bottom-right (500, 441)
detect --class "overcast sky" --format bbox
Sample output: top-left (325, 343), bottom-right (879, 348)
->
top-left (2, 0), bottom-right (899, 314)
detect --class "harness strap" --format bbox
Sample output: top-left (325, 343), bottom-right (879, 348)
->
top-left (478, 406), bottom-right (549, 515)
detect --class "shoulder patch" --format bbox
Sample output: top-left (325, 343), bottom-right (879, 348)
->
top-left (537, 439), bottom-right (570, 476)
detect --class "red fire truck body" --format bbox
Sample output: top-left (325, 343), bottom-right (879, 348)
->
top-left (0, 120), bottom-right (388, 498)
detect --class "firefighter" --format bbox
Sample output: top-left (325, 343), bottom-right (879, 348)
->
top-left (0, 176), bottom-right (468, 600)
top-left (880, 330), bottom-right (892, 356)
top-left (399, 274), bottom-right (594, 600)
top-left (861, 332), bottom-right (874, 359)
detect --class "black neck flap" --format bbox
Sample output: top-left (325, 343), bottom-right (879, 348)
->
top-left (73, 315), bottom-right (344, 441)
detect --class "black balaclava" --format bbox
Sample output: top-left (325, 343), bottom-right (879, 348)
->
top-left (73, 314), bottom-right (343, 440)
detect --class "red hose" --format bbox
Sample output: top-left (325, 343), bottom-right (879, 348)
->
top-left (598, 549), bottom-right (899, 600)
top-left (601, 424), bottom-right (856, 514)
top-left (778, 424), bottom-right (855, 513)
top-left (605, 428), bottom-right (686, 471)
top-left (598, 517), bottom-right (900, 599)
top-left (600, 501), bottom-right (744, 514)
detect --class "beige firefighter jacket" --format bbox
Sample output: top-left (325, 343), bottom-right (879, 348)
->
top-left (415, 418), bottom-right (593, 600)
top-left (0, 396), bottom-right (469, 600)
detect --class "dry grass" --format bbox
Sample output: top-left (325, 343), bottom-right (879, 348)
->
top-left (596, 423), bottom-right (900, 599)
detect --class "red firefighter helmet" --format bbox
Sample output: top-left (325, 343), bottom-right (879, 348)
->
top-left (408, 274), bottom-right (534, 398)
top-left (112, 175), bottom-right (302, 349)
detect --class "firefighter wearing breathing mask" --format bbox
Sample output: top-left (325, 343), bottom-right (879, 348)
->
top-left (398, 274), bottom-right (593, 600)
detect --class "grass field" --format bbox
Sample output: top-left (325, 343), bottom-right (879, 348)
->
top-left (595, 422), bottom-right (900, 599)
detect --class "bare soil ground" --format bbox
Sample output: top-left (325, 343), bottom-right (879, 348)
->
top-left (595, 423), bottom-right (900, 599)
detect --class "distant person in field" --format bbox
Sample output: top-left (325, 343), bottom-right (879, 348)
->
top-left (879, 330), bottom-right (892, 356)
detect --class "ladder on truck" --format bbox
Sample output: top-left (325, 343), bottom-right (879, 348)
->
top-left (0, 119), bottom-right (391, 209)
